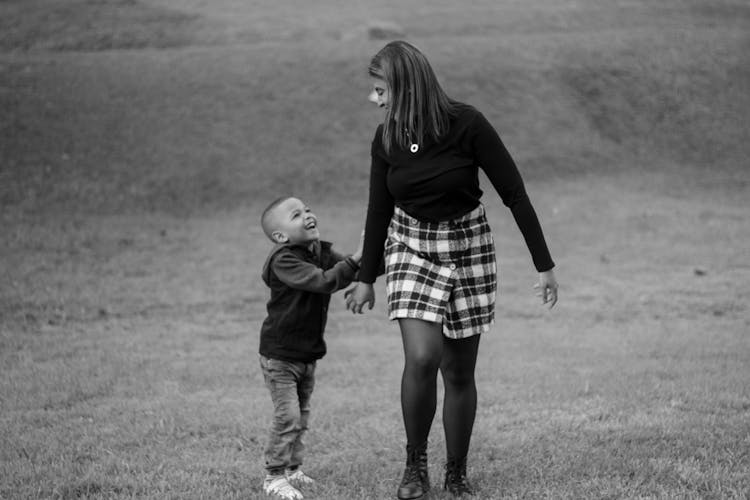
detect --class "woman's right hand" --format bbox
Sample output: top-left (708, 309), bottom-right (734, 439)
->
top-left (344, 282), bottom-right (375, 314)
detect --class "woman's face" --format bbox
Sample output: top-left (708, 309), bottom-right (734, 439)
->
top-left (368, 78), bottom-right (390, 111)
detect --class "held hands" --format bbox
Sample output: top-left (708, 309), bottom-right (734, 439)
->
top-left (345, 231), bottom-right (372, 313)
top-left (344, 282), bottom-right (375, 314)
top-left (534, 269), bottom-right (559, 309)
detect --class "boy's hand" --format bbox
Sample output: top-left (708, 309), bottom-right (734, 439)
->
top-left (352, 230), bottom-right (364, 263)
top-left (345, 282), bottom-right (375, 313)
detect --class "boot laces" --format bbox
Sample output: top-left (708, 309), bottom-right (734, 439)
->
top-left (402, 449), bottom-right (423, 484)
top-left (445, 460), bottom-right (473, 496)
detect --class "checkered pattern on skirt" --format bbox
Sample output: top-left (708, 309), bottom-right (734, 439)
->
top-left (385, 204), bottom-right (497, 339)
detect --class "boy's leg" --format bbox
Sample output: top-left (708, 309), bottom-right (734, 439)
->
top-left (289, 360), bottom-right (316, 472)
top-left (260, 355), bottom-right (305, 475)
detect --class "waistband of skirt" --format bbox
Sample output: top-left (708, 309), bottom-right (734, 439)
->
top-left (392, 204), bottom-right (486, 228)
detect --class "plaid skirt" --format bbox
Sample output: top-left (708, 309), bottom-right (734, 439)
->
top-left (385, 204), bottom-right (497, 339)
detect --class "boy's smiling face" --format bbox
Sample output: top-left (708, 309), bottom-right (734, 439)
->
top-left (269, 197), bottom-right (319, 245)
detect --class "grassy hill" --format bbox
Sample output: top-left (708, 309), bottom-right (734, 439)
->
top-left (1, 0), bottom-right (747, 215)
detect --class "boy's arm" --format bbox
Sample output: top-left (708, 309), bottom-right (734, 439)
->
top-left (273, 250), bottom-right (358, 294)
top-left (332, 244), bottom-right (387, 283)
top-left (332, 251), bottom-right (384, 282)
top-left (330, 231), bottom-right (371, 281)
top-left (329, 249), bottom-right (360, 269)
top-left (330, 231), bottom-right (363, 265)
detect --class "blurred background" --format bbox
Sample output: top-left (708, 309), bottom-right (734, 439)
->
top-left (2, 0), bottom-right (747, 215)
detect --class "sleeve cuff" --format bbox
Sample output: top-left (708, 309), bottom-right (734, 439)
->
top-left (345, 256), bottom-right (360, 272)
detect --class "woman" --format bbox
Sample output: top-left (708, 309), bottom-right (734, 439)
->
top-left (345, 41), bottom-right (558, 499)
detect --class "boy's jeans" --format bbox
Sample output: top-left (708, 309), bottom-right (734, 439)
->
top-left (259, 355), bottom-right (316, 474)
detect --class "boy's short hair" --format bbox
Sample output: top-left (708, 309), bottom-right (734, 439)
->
top-left (261, 196), bottom-right (293, 241)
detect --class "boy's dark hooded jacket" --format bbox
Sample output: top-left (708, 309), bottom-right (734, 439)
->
top-left (259, 240), bottom-right (358, 363)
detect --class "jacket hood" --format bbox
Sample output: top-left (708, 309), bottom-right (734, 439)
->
top-left (261, 240), bottom-right (329, 285)
top-left (262, 243), bottom-right (288, 286)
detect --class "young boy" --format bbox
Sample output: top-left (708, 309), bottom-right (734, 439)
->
top-left (258, 196), bottom-right (362, 500)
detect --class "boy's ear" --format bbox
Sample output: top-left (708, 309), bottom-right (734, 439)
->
top-left (271, 231), bottom-right (288, 244)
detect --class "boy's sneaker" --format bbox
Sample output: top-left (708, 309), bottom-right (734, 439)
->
top-left (287, 469), bottom-right (315, 486)
top-left (263, 474), bottom-right (303, 500)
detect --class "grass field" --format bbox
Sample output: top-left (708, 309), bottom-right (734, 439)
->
top-left (1, 0), bottom-right (749, 498)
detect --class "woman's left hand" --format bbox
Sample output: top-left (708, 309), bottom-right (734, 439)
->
top-left (534, 269), bottom-right (559, 309)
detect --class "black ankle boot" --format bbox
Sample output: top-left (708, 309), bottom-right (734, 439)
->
top-left (444, 456), bottom-right (473, 497)
top-left (397, 442), bottom-right (429, 499)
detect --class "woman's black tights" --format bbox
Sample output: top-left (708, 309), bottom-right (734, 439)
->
top-left (399, 319), bottom-right (480, 460)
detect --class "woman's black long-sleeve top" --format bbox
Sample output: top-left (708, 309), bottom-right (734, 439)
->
top-left (358, 103), bottom-right (554, 283)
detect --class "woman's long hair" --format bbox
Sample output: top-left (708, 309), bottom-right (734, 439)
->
top-left (369, 40), bottom-right (455, 155)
